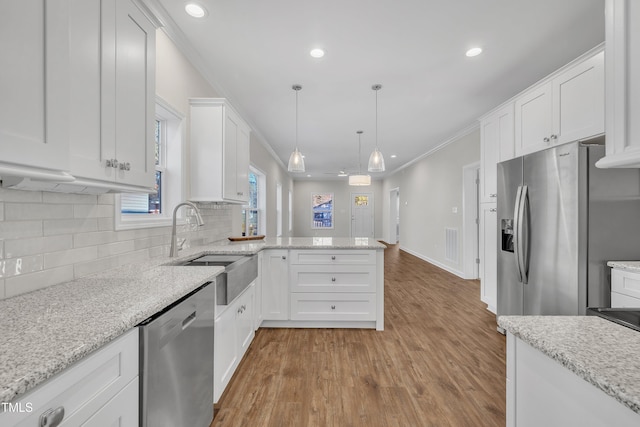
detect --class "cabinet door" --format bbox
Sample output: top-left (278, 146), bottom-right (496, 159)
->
top-left (223, 108), bottom-right (250, 203)
top-left (214, 306), bottom-right (238, 403)
top-left (262, 250), bottom-right (290, 320)
top-left (514, 82), bottom-right (553, 156)
top-left (80, 378), bottom-right (138, 426)
top-left (0, 0), bottom-right (69, 172)
top-left (237, 284), bottom-right (255, 356)
top-left (235, 124), bottom-right (251, 203)
top-left (480, 104), bottom-right (514, 203)
top-left (479, 203), bottom-right (498, 313)
top-left (597, 0), bottom-right (640, 168)
top-left (553, 51), bottom-right (604, 145)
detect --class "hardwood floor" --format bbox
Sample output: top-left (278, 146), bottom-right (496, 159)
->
top-left (211, 244), bottom-right (506, 426)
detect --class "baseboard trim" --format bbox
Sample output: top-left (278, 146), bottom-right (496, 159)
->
top-left (399, 246), bottom-right (466, 279)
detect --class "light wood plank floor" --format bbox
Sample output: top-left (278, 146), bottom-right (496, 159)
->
top-left (211, 244), bottom-right (506, 427)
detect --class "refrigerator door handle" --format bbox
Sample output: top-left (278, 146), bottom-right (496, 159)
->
top-left (513, 185), bottom-right (523, 283)
top-left (517, 185), bottom-right (530, 284)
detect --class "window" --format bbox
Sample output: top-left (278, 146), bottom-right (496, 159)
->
top-left (242, 167), bottom-right (266, 236)
top-left (115, 98), bottom-right (185, 230)
top-left (312, 193), bottom-right (334, 229)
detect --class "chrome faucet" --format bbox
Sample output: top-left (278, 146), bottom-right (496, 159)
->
top-left (170, 201), bottom-right (205, 257)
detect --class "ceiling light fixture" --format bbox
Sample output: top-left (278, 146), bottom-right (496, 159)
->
top-left (287, 85), bottom-right (306, 173)
top-left (349, 131), bottom-right (371, 186)
top-left (368, 84), bottom-right (386, 172)
top-left (310, 48), bottom-right (325, 58)
top-left (390, 154), bottom-right (397, 158)
top-left (185, 3), bottom-right (207, 18)
top-left (466, 47), bottom-right (482, 57)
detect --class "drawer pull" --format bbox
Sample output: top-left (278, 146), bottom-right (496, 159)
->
top-left (331, 305), bottom-right (336, 310)
top-left (282, 256), bottom-right (287, 260)
top-left (331, 277), bottom-right (336, 282)
top-left (331, 256), bottom-right (336, 260)
top-left (40, 406), bottom-right (65, 427)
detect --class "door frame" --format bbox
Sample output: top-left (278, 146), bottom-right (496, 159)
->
top-left (388, 187), bottom-right (400, 244)
top-left (462, 161), bottom-right (480, 279)
top-left (349, 192), bottom-right (374, 238)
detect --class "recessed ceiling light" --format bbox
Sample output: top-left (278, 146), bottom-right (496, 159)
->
top-left (307, 174), bottom-right (312, 177)
top-left (390, 154), bottom-right (397, 159)
top-left (185, 3), bottom-right (207, 18)
top-left (310, 48), bottom-right (325, 58)
top-left (466, 47), bottom-right (482, 57)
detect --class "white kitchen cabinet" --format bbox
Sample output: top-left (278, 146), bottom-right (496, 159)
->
top-left (261, 249), bottom-right (290, 320)
top-left (611, 268), bottom-right (640, 307)
top-left (480, 103), bottom-right (514, 203)
top-left (597, 0), bottom-right (640, 168)
top-left (0, 0), bottom-right (71, 178)
top-left (506, 333), bottom-right (640, 426)
top-left (190, 98), bottom-right (251, 204)
top-left (0, 328), bottom-right (138, 426)
top-left (68, 0), bottom-right (157, 191)
top-left (213, 282), bottom-right (255, 403)
top-left (479, 203), bottom-right (497, 313)
top-left (515, 49), bottom-right (604, 157)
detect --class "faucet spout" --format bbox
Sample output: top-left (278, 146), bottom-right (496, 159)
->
top-left (169, 201), bottom-right (205, 257)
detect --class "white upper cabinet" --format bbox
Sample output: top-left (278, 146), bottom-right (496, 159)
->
top-left (515, 49), bottom-right (604, 156)
top-left (0, 0), bottom-right (71, 179)
top-left (190, 98), bottom-right (251, 204)
top-left (68, 0), bottom-right (156, 191)
top-left (480, 102), bottom-right (514, 203)
top-left (597, 0), bottom-right (640, 168)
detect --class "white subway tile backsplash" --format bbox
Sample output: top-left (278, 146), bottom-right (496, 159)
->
top-left (5, 265), bottom-right (74, 297)
top-left (0, 189), bottom-right (234, 299)
top-left (44, 247), bottom-right (98, 269)
top-left (0, 221), bottom-right (43, 239)
top-left (5, 203), bottom-right (73, 221)
top-left (44, 218), bottom-right (99, 236)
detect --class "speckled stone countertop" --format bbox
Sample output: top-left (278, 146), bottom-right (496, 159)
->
top-left (0, 237), bottom-right (385, 404)
top-left (608, 261), bottom-right (640, 273)
top-left (498, 316), bottom-right (640, 415)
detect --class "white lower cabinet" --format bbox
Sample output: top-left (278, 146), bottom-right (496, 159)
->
top-left (214, 282), bottom-right (255, 403)
top-left (611, 268), bottom-right (640, 307)
top-left (261, 249), bottom-right (290, 320)
top-left (506, 333), bottom-right (640, 426)
top-left (0, 328), bottom-right (139, 426)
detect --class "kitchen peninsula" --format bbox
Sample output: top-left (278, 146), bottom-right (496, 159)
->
top-left (0, 237), bottom-right (384, 423)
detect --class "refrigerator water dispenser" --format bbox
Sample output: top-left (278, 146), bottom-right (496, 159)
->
top-left (501, 219), bottom-right (514, 252)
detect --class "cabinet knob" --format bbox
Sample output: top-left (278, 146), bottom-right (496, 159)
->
top-left (282, 256), bottom-right (287, 260)
top-left (331, 305), bottom-right (336, 310)
top-left (489, 208), bottom-right (497, 212)
top-left (331, 256), bottom-right (336, 260)
top-left (331, 277), bottom-right (336, 282)
top-left (118, 162), bottom-right (131, 171)
top-left (105, 159), bottom-right (119, 168)
top-left (237, 192), bottom-right (244, 196)
top-left (543, 137), bottom-right (550, 143)
top-left (489, 193), bottom-right (497, 198)
top-left (40, 406), bottom-right (65, 427)
top-left (550, 134), bottom-right (558, 140)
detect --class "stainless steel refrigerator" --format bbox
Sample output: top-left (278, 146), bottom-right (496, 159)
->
top-left (497, 140), bottom-right (640, 320)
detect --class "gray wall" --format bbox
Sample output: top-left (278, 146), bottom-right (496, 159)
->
top-left (381, 128), bottom-right (481, 276)
top-left (292, 180), bottom-right (384, 238)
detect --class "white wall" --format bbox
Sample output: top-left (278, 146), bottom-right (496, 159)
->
top-left (381, 128), bottom-right (480, 277)
top-left (292, 180), bottom-right (384, 238)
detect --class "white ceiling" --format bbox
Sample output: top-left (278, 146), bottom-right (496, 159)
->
top-left (151, 0), bottom-right (605, 180)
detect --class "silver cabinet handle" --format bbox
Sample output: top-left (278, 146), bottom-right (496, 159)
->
top-left (331, 305), bottom-right (336, 310)
top-left (118, 162), bottom-right (131, 171)
top-left (489, 208), bottom-right (497, 212)
top-left (40, 407), bottom-right (65, 427)
top-left (331, 256), bottom-right (336, 260)
top-left (489, 193), bottom-right (497, 198)
top-left (543, 137), bottom-right (550, 143)
top-left (550, 134), bottom-right (558, 140)
top-left (331, 277), bottom-right (336, 282)
top-left (105, 159), bottom-right (119, 168)
top-left (237, 192), bottom-right (244, 196)
top-left (281, 256), bottom-right (286, 260)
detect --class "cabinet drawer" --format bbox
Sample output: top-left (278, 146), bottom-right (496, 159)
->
top-left (290, 265), bottom-right (376, 293)
top-left (290, 293), bottom-right (376, 321)
top-left (611, 269), bottom-right (640, 300)
top-left (611, 291), bottom-right (640, 308)
top-left (290, 249), bottom-right (375, 265)
top-left (1, 328), bottom-right (138, 426)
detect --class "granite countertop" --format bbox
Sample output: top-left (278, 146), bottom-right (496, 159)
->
top-left (608, 261), bottom-right (640, 273)
top-left (0, 237), bottom-right (385, 404)
top-left (498, 315), bottom-right (640, 415)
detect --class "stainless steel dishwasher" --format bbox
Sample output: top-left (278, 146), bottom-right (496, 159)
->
top-left (139, 280), bottom-right (215, 427)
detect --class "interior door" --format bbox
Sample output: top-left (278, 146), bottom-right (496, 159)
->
top-left (351, 193), bottom-right (374, 238)
top-left (389, 188), bottom-right (400, 243)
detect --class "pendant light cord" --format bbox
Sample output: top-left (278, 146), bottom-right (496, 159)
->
top-left (295, 88), bottom-right (299, 150)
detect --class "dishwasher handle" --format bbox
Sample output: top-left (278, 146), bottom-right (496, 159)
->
top-left (182, 311), bottom-right (197, 330)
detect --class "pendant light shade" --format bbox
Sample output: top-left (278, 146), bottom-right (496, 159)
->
top-left (368, 84), bottom-right (386, 172)
top-left (349, 130), bottom-right (371, 186)
top-left (287, 85), bottom-right (305, 173)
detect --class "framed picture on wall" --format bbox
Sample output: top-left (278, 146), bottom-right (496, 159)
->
top-left (311, 193), bottom-right (334, 229)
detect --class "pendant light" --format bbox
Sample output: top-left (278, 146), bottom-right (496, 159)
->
top-left (368, 84), bottom-right (386, 172)
top-left (287, 84), bottom-right (305, 172)
top-left (349, 131), bottom-right (371, 186)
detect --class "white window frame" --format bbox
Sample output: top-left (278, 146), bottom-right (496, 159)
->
top-left (243, 166), bottom-right (266, 235)
top-left (115, 96), bottom-right (186, 230)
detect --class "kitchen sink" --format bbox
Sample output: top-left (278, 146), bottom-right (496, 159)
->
top-left (169, 254), bottom-right (258, 305)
